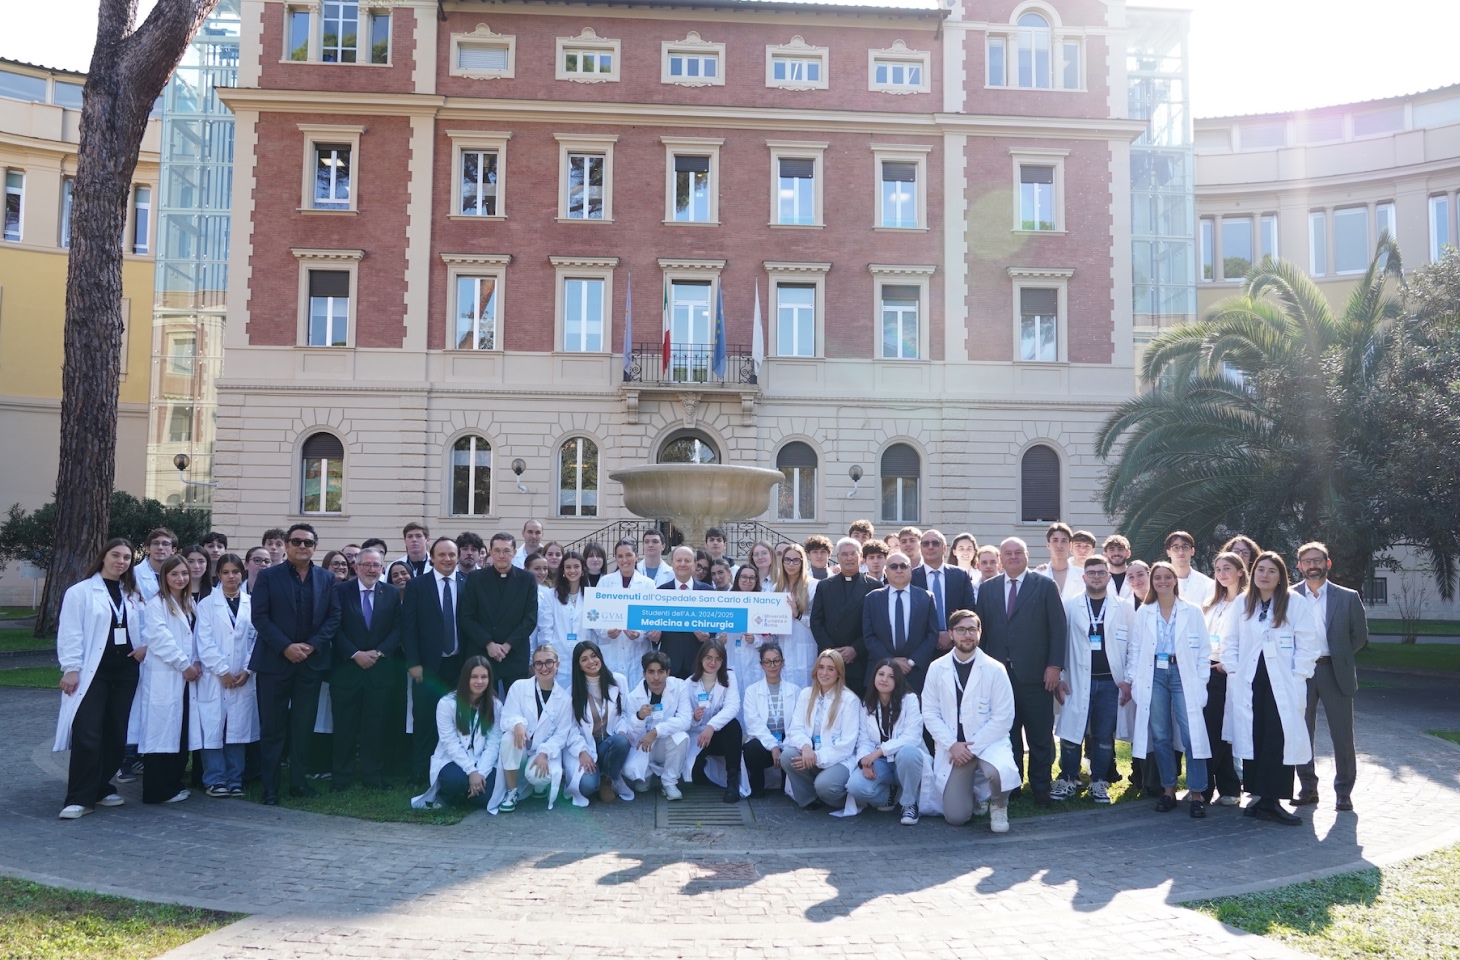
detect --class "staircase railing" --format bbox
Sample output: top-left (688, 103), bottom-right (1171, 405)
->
top-left (562, 517), bottom-right (806, 564)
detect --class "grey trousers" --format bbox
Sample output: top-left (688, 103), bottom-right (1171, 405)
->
top-left (1298, 660), bottom-right (1357, 797)
top-left (943, 757), bottom-right (1009, 826)
top-left (783, 761), bottom-right (851, 808)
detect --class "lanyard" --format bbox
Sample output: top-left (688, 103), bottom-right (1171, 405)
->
top-left (468, 710), bottom-right (481, 751)
top-left (535, 684), bottom-right (552, 716)
top-left (224, 594), bottom-right (241, 630)
top-left (105, 590), bottom-right (127, 626)
top-left (1085, 596), bottom-right (1106, 629)
top-left (952, 656), bottom-right (974, 697)
top-left (812, 694), bottom-right (831, 737)
top-left (876, 701), bottom-right (894, 741)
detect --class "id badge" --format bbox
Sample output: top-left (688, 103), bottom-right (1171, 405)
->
top-left (1187, 633), bottom-right (1203, 650)
top-left (1209, 633), bottom-right (1221, 654)
top-left (113, 626), bottom-right (128, 646)
top-left (773, 730), bottom-right (785, 743)
top-left (697, 691), bottom-right (711, 705)
top-left (566, 632), bottom-right (578, 644)
top-left (812, 734), bottom-right (822, 749)
top-left (1115, 627), bottom-right (1128, 643)
top-left (1278, 633), bottom-right (1294, 651)
top-left (1088, 630), bottom-right (1102, 651)
top-left (1156, 652), bottom-right (1170, 670)
top-left (652, 702), bottom-right (664, 714)
top-left (978, 697), bottom-right (991, 716)
top-left (735, 635), bottom-right (743, 647)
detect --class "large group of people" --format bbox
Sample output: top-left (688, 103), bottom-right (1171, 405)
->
top-left (52, 516), bottom-right (1368, 832)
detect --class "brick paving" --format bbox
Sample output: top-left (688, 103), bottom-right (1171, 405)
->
top-left (3, 669), bottom-right (1456, 959)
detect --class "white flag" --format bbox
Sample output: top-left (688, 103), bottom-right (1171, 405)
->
top-left (751, 279), bottom-right (765, 375)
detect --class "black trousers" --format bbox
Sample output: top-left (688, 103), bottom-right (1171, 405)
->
top-left (1243, 653), bottom-right (1294, 800)
top-left (742, 737), bottom-right (780, 795)
top-left (383, 654), bottom-right (412, 777)
top-left (257, 668), bottom-right (322, 796)
top-left (411, 655), bottom-right (461, 780)
top-left (1009, 681), bottom-right (1056, 794)
top-left (691, 719), bottom-right (744, 781)
top-left (1202, 667), bottom-right (1241, 799)
top-left (64, 656), bottom-right (139, 808)
top-left (142, 690), bottom-right (190, 804)
top-left (332, 657), bottom-right (395, 787)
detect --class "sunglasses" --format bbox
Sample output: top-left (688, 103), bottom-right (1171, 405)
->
top-left (288, 538), bottom-right (317, 548)
top-left (886, 563), bottom-right (910, 570)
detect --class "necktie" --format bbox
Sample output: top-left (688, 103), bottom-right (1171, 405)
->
top-left (1006, 577), bottom-right (1018, 618)
top-left (894, 590), bottom-right (906, 650)
top-left (681, 583), bottom-right (688, 590)
top-left (930, 569), bottom-right (944, 629)
top-left (442, 577), bottom-right (457, 657)
top-left (362, 588), bottom-right (373, 630)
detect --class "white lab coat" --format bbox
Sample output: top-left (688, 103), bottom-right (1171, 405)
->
top-left (191, 589), bottom-right (259, 747)
top-left (919, 648), bottom-right (1020, 816)
top-left (412, 692), bottom-right (502, 808)
top-left (529, 582), bottom-right (555, 658)
top-left (622, 676), bottom-right (692, 782)
top-left (544, 589), bottom-right (588, 689)
top-left (53, 575), bottom-right (146, 752)
top-left (491, 677), bottom-right (574, 812)
top-left (591, 571), bottom-right (657, 687)
top-left (1034, 563), bottom-right (1087, 601)
top-left (740, 677), bottom-right (802, 750)
top-left (1055, 593), bottom-right (1137, 744)
top-left (636, 559), bottom-right (675, 586)
top-left (783, 685), bottom-right (862, 773)
top-left (1128, 600), bottom-right (1211, 760)
top-left (1204, 596), bottom-right (1242, 663)
top-left (721, 630), bottom-right (771, 689)
top-left (128, 595), bottom-right (197, 755)
top-left (133, 560), bottom-right (161, 601)
top-left (1178, 569), bottom-right (1217, 607)
top-left (681, 669), bottom-right (749, 795)
top-left (1219, 599), bottom-right (1320, 766)
top-left (561, 671), bottom-right (636, 803)
top-left (780, 579), bottom-right (818, 689)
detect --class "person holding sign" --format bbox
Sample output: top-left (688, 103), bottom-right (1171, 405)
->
top-left (622, 651), bottom-right (692, 799)
top-left (741, 640), bottom-right (800, 799)
top-left (648, 546), bottom-right (713, 679)
top-left (546, 552), bottom-right (590, 690)
top-left (596, 540), bottom-right (656, 686)
top-left (781, 650), bottom-right (862, 810)
top-left (682, 640), bottom-right (745, 803)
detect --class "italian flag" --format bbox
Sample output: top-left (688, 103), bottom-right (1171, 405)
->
top-left (662, 278), bottom-right (671, 374)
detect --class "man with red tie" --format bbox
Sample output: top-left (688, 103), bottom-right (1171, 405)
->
top-left (647, 546), bottom-right (713, 678)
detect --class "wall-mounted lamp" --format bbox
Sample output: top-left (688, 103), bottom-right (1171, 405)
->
top-left (847, 464), bottom-right (863, 499)
top-left (511, 458), bottom-right (530, 494)
top-left (173, 453), bottom-right (218, 490)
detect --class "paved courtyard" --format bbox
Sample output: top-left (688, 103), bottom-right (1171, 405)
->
top-left (3, 669), bottom-right (1457, 959)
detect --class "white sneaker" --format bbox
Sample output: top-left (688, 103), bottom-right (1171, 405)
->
top-left (1217, 794), bottom-right (1240, 806)
top-left (662, 779), bottom-right (683, 801)
top-left (1048, 778), bottom-right (1079, 801)
top-left (59, 804), bottom-right (92, 820)
top-left (1088, 780), bottom-right (1112, 804)
top-left (96, 793), bottom-right (125, 807)
top-left (627, 777), bottom-right (650, 794)
top-left (164, 789), bottom-right (190, 803)
top-left (989, 805), bottom-right (1010, 833)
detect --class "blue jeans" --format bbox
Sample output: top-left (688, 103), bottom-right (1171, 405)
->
top-left (1059, 677), bottom-right (1119, 782)
top-left (846, 745), bottom-right (926, 807)
top-left (201, 744), bottom-right (246, 790)
top-left (1149, 662), bottom-right (1208, 793)
top-left (577, 733), bottom-right (630, 797)
top-left (436, 761), bottom-right (496, 809)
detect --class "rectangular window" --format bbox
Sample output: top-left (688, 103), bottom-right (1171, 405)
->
top-left (673, 155), bottom-right (711, 223)
top-left (772, 57), bottom-right (821, 83)
top-left (1310, 211), bottom-right (1328, 276)
top-left (987, 37), bottom-right (1006, 86)
top-left (566, 153), bottom-right (604, 219)
top-left (669, 52), bottom-right (718, 79)
top-left (167, 334), bottom-right (195, 375)
top-left (1019, 288), bottom-right (1058, 362)
top-left (368, 11), bottom-right (389, 64)
top-left (669, 280), bottom-right (713, 381)
top-left (313, 143), bottom-right (351, 209)
top-left (307, 269), bottom-right (350, 346)
top-left (558, 438), bottom-right (598, 518)
top-left (54, 81), bottom-right (84, 109)
top-left (873, 59), bottom-right (922, 88)
top-left (1061, 40), bottom-right (1080, 89)
top-left (1019, 165), bottom-right (1055, 231)
top-left (778, 465), bottom-right (815, 521)
top-left (1199, 217), bottom-right (1214, 281)
top-left (563, 278), bottom-right (604, 352)
top-left (287, 7), bottom-right (310, 60)
top-left (777, 157), bottom-right (815, 225)
top-left (59, 177), bottom-right (73, 248)
top-left (1017, 23), bottom-right (1051, 88)
top-left (1376, 201), bottom-right (1396, 242)
top-left (776, 283), bottom-right (815, 357)
top-left (459, 150), bottom-right (498, 216)
top-left (0, 69), bottom-right (47, 102)
top-left (320, 1), bottom-right (358, 63)
top-left (1430, 195), bottom-right (1450, 261)
top-left (1333, 206), bottom-right (1369, 274)
top-left (458, 42), bottom-right (509, 71)
top-left (564, 48), bottom-right (613, 75)
top-left (302, 457), bottom-right (343, 514)
top-left (880, 284), bottom-right (920, 359)
top-left (132, 185), bottom-right (151, 255)
top-left (167, 405), bottom-right (194, 443)
top-left (1260, 214), bottom-right (1278, 261)
top-left (881, 161), bottom-right (918, 228)
top-left (4, 170), bottom-right (22, 242)
top-left (1222, 216), bottom-right (1253, 279)
top-left (454, 275), bottom-right (497, 350)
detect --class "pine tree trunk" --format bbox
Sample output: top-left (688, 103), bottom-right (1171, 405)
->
top-left (36, 0), bottom-right (220, 636)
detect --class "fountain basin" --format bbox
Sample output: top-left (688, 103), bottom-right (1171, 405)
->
top-left (609, 463), bottom-right (784, 545)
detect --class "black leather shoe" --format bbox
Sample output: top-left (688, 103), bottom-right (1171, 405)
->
top-left (262, 794), bottom-right (279, 806)
top-left (1251, 803), bottom-right (1302, 825)
top-left (1290, 791), bottom-right (1319, 807)
top-left (1155, 794), bottom-right (1178, 813)
top-left (289, 786), bottom-right (320, 799)
top-left (1032, 791), bottom-right (1052, 807)
top-left (805, 799), bottom-right (827, 811)
top-left (1335, 796), bottom-right (1354, 811)
top-left (1189, 799), bottom-right (1206, 819)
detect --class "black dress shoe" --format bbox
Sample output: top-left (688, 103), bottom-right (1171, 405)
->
top-left (1032, 791), bottom-right (1052, 807)
top-left (1290, 791), bottom-right (1319, 807)
top-left (1155, 794), bottom-right (1178, 813)
top-left (805, 799), bottom-right (827, 811)
top-left (1251, 802), bottom-right (1302, 825)
top-left (1335, 796), bottom-right (1354, 811)
top-left (262, 794), bottom-right (280, 806)
top-left (289, 786), bottom-right (320, 799)
top-left (1189, 799), bottom-right (1206, 819)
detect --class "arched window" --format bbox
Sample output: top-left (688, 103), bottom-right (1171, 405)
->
top-left (451, 435), bottom-right (492, 516)
top-left (559, 437), bottom-right (599, 517)
top-left (880, 443), bottom-right (920, 523)
top-left (1021, 444), bottom-right (1061, 522)
top-left (300, 432), bottom-right (344, 515)
top-left (1017, 13), bottom-right (1052, 89)
top-left (776, 441), bottom-right (817, 521)
top-left (658, 430), bottom-right (719, 464)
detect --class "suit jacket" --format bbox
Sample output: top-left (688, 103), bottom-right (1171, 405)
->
top-left (401, 569), bottom-right (467, 682)
top-left (1291, 580), bottom-right (1369, 695)
top-left (911, 564), bottom-right (978, 630)
top-left (810, 573), bottom-right (880, 685)
top-left (334, 578), bottom-right (403, 666)
top-left (974, 571), bottom-right (1068, 685)
top-left (459, 564), bottom-right (538, 685)
top-left (656, 578), bottom-right (714, 678)
top-left (862, 584), bottom-right (940, 692)
top-left (248, 562), bottom-right (339, 677)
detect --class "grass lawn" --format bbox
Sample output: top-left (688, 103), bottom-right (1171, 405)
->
top-left (0, 666), bottom-right (56, 688)
top-left (1356, 643), bottom-right (1460, 673)
top-left (1368, 619), bottom-right (1460, 637)
top-left (1188, 843), bottom-right (1460, 960)
top-left (0, 875), bottom-right (236, 960)
top-left (0, 607), bottom-right (38, 621)
top-left (0, 633), bottom-right (52, 654)
top-left (1429, 730), bottom-right (1460, 747)
top-left (240, 779), bottom-right (470, 825)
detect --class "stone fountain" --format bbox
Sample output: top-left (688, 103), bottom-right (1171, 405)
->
top-left (609, 463), bottom-right (785, 546)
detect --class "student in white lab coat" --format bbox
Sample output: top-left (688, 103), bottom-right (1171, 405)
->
top-left (545, 552), bottom-right (590, 690)
top-left (781, 650), bottom-right (862, 810)
top-left (773, 545), bottom-right (818, 688)
top-left (722, 564), bottom-right (772, 688)
top-left (1125, 561), bottom-right (1211, 819)
top-left (593, 540), bottom-right (657, 687)
top-left (526, 552), bottom-right (558, 678)
top-left (131, 555), bottom-right (201, 805)
top-left (681, 640), bottom-right (745, 803)
top-left (563, 640), bottom-right (634, 805)
top-left (192, 554), bottom-right (258, 797)
top-left (1165, 531), bottom-right (1216, 607)
top-left (847, 659), bottom-right (928, 824)
top-left (1200, 551), bottom-right (1249, 806)
top-left (55, 538), bottom-right (148, 819)
top-left (1220, 552), bottom-right (1320, 826)
top-left (494, 643), bottom-right (574, 812)
top-left (413, 656), bottom-right (501, 809)
top-left (740, 640), bottom-right (800, 799)
top-left (920, 611), bottom-right (1019, 832)
top-left (622, 650), bottom-right (692, 799)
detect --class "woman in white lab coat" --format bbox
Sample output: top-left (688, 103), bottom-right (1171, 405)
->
top-left (1200, 551), bottom-right (1249, 806)
top-left (681, 639), bottom-right (745, 803)
top-left (721, 564), bottom-right (772, 687)
top-left (192, 553), bottom-right (258, 797)
top-left (1125, 562), bottom-right (1211, 819)
top-left (131, 554), bottom-right (201, 805)
top-left (545, 552), bottom-right (590, 690)
top-left (55, 538), bottom-right (148, 819)
top-left (781, 650), bottom-right (862, 810)
top-left (847, 659), bottom-right (928, 821)
top-left (493, 643), bottom-right (574, 812)
top-left (773, 544), bottom-right (818, 689)
top-left (413, 656), bottom-right (501, 809)
top-left (740, 640), bottom-right (800, 799)
top-left (593, 541), bottom-right (657, 687)
top-left (1220, 552), bottom-right (1320, 826)
top-left (563, 639), bottom-right (634, 806)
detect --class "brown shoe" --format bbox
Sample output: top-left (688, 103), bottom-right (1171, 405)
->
top-left (1335, 796), bottom-right (1354, 811)
top-left (1290, 791), bottom-right (1319, 807)
top-left (599, 780), bottom-right (617, 804)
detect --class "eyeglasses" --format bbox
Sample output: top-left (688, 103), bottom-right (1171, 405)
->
top-left (248, 557), bottom-right (270, 565)
top-left (760, 657), bottom-right (784, 666)
top-left (532, 659), bottom-right (558, 668)
top-left (329, 559), bottom-right (349, 568)
top-left (783, 557), bottom-right (802, 564)
top-left (920, 540), bottom-right (941, 547)
top-left (288, 538), bottom-right (317, 548)
top-left (886, 563), bottom-right (910, 571)
top-left (952, 626), bottom-right (980, 635)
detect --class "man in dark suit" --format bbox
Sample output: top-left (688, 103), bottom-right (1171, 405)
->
top-left (1292, 542), bottom-right (1369, 811)
top-left (249, 522), bottom-right (340, 804)
top-left (974, 536), bottom-right (1068, 804)
top-left (912, 528), bottom-right (978, 653)
top-left (459, 531), bottom-right (538, 691)
top-left (650, 545), bottom-right (714, 678)
top-left (330, 547), bottom-right (402, 790)
top-left (862, 551), bottom-right (940, 693)
top-left (812, 537), bottom-right (879, 693)
top-left (401, 537), bottom-right (467, 782)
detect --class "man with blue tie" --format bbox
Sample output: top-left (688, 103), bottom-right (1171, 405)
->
top-left (649, 546), bottom-right (714, 678)
top-left (862, 551), bottom-right (940, 693)
top-left (912, 529), bottom-right (978, 653)
top-left (401, 537), bottom-right (466, 784)
top-left (330, 547), bottom-right (401, 790)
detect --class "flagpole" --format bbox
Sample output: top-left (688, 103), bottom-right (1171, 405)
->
top-left (622, 271), bottom-right (633, 382)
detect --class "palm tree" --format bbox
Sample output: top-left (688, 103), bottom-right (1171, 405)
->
top-left (1096, 238), bottom-right (1403, 588)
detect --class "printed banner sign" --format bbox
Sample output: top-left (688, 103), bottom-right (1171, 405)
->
top-left (583, 586), bottom-right (795, 634)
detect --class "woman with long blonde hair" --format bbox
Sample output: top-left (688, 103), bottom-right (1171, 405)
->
top-left (135, 554), bottom-right (202, 805)
top-left (1201, 551), bottom-right (1249, 806)
top-left (773, 542), bottom-right (817, 688)
top-left (781, 650), bottom-right (861, 810)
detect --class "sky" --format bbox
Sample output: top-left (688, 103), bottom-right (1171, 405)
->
top-left (3, 0), bottom-right (1459, 118)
